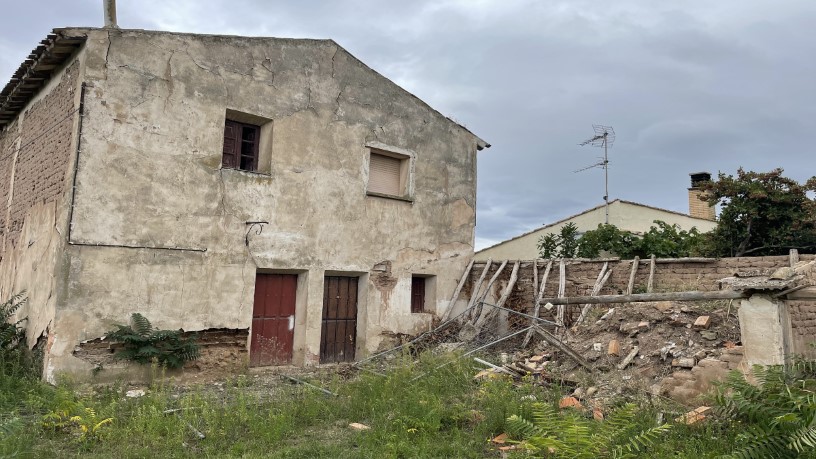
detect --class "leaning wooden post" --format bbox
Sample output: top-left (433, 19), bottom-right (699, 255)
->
top-left (465, 259), bottom-right (492, 321)
top-left (626, 256), bottom-right (640, 295)
top-left (441, 259), bottom-right (474, 321)
top-left (522, 260), bottom-right (552, 347)
top-left (556, 259), bottom-right (566, 327)
top-left (474, 261), bottom-right (520, 328)
top-left (470, 260), bottom-right (508, 324)
top-left (574, 262), bottom-right (610, 327)
top-left (647, 255), bottom-right (656, 293)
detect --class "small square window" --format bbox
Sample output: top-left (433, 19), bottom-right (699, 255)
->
top-left (411, 276), bottom-right (426, 313)
top-left (367, 148), bottom-right (411, 200)
top-left (222, 119), bottom-right (260, 171)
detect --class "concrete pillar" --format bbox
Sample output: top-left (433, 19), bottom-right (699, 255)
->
top-left (738, 294), bottom-right (792, 366)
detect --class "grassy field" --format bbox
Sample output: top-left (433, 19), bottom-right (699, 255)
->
top-left (0, 351), bottom-right (767, 458)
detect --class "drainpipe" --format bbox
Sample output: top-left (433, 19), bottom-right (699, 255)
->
top-left (103, 0), bottom-right (119, 28)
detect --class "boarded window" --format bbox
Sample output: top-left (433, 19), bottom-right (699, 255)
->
top-left (411, 276), bottom-right (426, 313)
top-left (222, 119), bottom-right (260, 171)
top-left (368, 152), bottom-right (403, 196)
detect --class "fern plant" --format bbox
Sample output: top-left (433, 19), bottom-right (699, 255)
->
top-left (716, 359), bottom-right (816, 459)
top-left (0, 292), bottom-right (27, 350)
top-left (506, 402), bottom-right (671, 458)
top-left (107, 313), bottom-right (200, 369)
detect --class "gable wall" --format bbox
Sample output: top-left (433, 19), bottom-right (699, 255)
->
top-left (47, 29), bottom-right (481, 378)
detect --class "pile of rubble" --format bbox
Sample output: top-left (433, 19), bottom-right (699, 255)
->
top-left (473, 299), bottom-right (743, 405)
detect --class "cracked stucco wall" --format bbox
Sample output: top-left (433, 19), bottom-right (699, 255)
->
top-left (47, 28), bottom-right (481, 377)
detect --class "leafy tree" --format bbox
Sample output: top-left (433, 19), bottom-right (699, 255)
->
top-left (537, 221), bottom-right (703, 259)
top-left (699, 168), bottom-right (816, 257)
top-left (537, 223), bottom-right (582, 258)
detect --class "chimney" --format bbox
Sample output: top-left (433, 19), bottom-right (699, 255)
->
top-left (688, 172), bottom-right (715, 221)
top-left (103, 0), bottom-right (119, 28)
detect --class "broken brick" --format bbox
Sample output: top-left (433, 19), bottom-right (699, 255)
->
top-left (693, 316), bottom-right (711, 330)
top-left (349, 422), bottom-right (371, 431)
top-left (675, 406), bottom-right (711, 425)
top-left (559, 396), bottom-right (582, 409)
top-left (491, 433), bottom-right (508, 444)
top-left (607, 339), bottom-right (621, 356)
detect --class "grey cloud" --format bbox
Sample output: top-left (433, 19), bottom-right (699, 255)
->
top-left (3, 1), bottom-right (815, 250)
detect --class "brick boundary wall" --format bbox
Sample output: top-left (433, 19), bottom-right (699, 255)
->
top-left (465, 255), bottom-right (816, 353)
top-left (0, 61), bottom-right (79, 252)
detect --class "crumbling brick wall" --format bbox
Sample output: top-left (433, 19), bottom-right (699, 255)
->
top-left (0, 61), bottom-right (79, 252)
top-left (73, 328), bottom-right (249, 373)
top-left (789, 300), bottom-right (816, 357)
top-left (467, 255), bottom-right (816, 335)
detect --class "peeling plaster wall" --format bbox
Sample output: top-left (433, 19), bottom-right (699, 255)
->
top-left (0, 56), bottom-right (84, 357)
top-left (49, 28), bottom-right (479, 376)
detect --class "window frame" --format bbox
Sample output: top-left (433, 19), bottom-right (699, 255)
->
top-left (222, 119), bottom-right (261, 172)
top-left (365, 142), bottom-right (415, 202)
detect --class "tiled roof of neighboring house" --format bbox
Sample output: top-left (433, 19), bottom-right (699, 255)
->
top-left (477, 199), bottom-right (715, 254)
top-left (1, 28), bottom-right (490, 151)
top-left (0, 29), bottom-right (86, 128)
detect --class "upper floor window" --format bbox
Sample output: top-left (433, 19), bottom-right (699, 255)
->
top-left (366, 142), bottom-right (415, 201)
top-left (222, 119), bottom-right (260, 171)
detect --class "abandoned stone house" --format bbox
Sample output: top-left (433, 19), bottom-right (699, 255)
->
top-left (0, 27), bottom-right (488, 381)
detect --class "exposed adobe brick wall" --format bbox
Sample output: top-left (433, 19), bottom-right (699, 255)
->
top-left (789, 300), bottom-right (816, 356)
top-left (73, 328), bottom-right (249, 372)
top-left (467, 255), bottom-right (816, 326)
top-left (0, 121), bottom-right (17, 244)
top-left (1, 61), bottom-right (79, 251)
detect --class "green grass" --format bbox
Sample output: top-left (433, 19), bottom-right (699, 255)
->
top-left (0, 351), bottom-right (770, 459)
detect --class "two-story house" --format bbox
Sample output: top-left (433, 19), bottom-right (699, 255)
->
top-left (0, 27), bottom-right (488, 381)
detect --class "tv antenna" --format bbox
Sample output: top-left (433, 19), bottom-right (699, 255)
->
top-left (576, 125), bottom-right (615, 224)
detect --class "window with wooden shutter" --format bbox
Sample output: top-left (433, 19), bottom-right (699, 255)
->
top-left (222, 119), bottom-right (260, 171)
top-left (368, 152), bottom-right (403, 196)
top-left (411, 277), bottom-right (426, 313)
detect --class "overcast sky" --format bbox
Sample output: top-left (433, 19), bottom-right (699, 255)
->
top-left (2, 1), bottom-right (815, 250)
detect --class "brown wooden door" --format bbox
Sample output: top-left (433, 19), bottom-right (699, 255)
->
top-left (321, 276), bottom-right (358, 363)
top-left (250, 274), bottom-right (297, 366)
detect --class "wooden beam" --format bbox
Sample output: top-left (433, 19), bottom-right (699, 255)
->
top-left (647, 255), bottom-right (656, 293)
top-left (556, 259), bottom-right (566, 327)
top-left (784, 286), bottom-right (816, 300)
top-left (534, 325), bottom-right (593, 371)
top-left (654, 258), bottom-right (717, 263)
top-left (441, 259), bottom-right (474, 321)
top-left (522, 260), bottom-right (552, 347)
top-left (626, 256), bottom-right (640, 295)
top-left (539, 289), bottom-right (747, 306)
top-left (475, 261), bottom-right (520, 328)
top-left (465, 258), bottom-right (492, 318)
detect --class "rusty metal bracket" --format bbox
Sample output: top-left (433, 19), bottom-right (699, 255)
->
top-left (245, 221), bottom-right (269, 246)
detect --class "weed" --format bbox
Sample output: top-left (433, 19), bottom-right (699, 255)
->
top-left (107, 313), bottom-right (200, 369)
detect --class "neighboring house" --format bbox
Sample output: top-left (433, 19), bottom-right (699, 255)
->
top-left (476, 175), bottom-right (717, 261)
top-left (0, 27), bottom-right (488, 381)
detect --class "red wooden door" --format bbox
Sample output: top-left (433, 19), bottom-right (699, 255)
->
top-left (321, 276), bottom-right (358, 363)
top-left (250, 274), bottom-right (297, 366)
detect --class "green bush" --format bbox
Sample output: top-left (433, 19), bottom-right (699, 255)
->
top-left (0, 292), bottom-right (27, 351)
top-left (107, 313), bottom-right (200, 369)
top-left (716, 359), bottom-right (816, 458)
